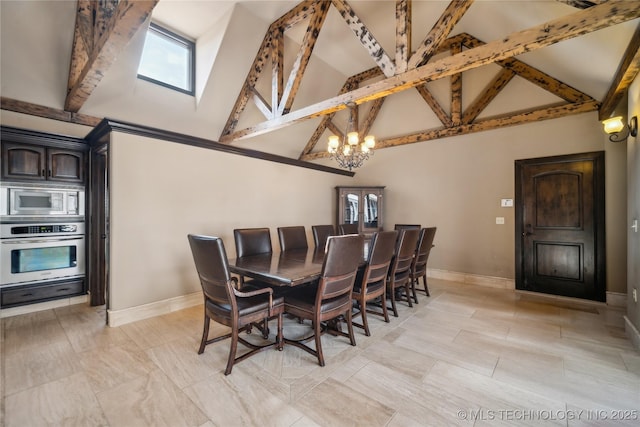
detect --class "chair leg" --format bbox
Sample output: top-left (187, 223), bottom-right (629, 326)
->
top-left (411, 277), bottom-right (419, 304)
top-left (224, 326), bottom-right (239, 375)
top-left (389, 286), bottom-right (398, 317)
top-left (313, 320), bottom-right (325, 367)
top-left (405, 283), bottom-right (413, 307)
top-left (198, 314), bottom-right (210, 354)
top-left (276, 313), bottom-right (284, 350)
top-left (380, 293), bottom-right (390, 323)
top-left (345, 309), bottom-right (356, 346)
top-left (423, 273), bottom-right (430, 296)
top-left (360, 300), bottom-right (371, 337)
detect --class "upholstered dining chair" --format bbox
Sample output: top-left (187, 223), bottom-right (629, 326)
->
top-left (410, 227), bottom-right (437, 300)
top-left (277, 226), bottom-right (308, 251)
top-left (394, 224), bottom-right (421, 230)
top-left (339, 223), bottom-right (359, 235)
top-left (386, 228), bottom-right (420, 317)
top-left (187, 234), bottom-right (283, 375)
top-left (283, 234), bottom-right (364, 367)
top-left (233, 227), bottom-right (273, 288)
top-left (311, 224), bottom-right (335, 249)
top-left (351, 230), bottom-right (397, 336)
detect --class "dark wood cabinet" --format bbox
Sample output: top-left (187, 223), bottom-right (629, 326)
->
top-left (336, 186), bottom-right (384, 238)
top-left (2, 142), bottom-right (85, 183)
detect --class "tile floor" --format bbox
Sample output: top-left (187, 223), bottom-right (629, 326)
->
top-left (1, 279), bottom-right (639, 426)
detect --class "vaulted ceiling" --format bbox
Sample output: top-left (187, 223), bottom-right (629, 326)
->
top-left (2, 0), bottom-right (639, 163)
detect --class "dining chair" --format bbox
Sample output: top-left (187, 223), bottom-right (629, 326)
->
top-left (283, 234), bottom-right (364, 367)
top-left (386, 228), bottom-right (420, 317)
top-left (311, 224), bottom-right (336, 249)
top-left (351, 230), bottom-right (397, 336)
top-left (339, 223), bottom-right (359, 235)
top-left (277, 226), bottom-right (308, 251)
top-left (233, 227), bottom-right (273, 288)
top-left (394, 224), bottom-right (421, 230)
top-left (187, 234), bottom-right (283, 375)
top-left (410, 227), bottom-right (437, 300)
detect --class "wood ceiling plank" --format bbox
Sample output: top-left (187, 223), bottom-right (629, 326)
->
top-left (65, 0), bottom-right (158, 113)
top-left (220, 0), bottom-right (638, 143)
top-left (407, 0), bottom-right (474, 70)
top-left (599, 23), bottom-right (640, 120)
top-left (331, 0), bottom-right (396, 77)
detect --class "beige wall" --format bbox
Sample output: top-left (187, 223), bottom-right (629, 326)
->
top-left (626, 76), bottom-right (640, 339)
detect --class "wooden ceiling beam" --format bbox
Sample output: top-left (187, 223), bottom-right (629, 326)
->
top-left (301, 100), bottom-right (599, 160)
top-left (407, 0), bottom-right (474, 70)
top-left (277, 1), bottom-right (329, 116)
top-left (331, 0), bottom-right (396, 77)
top-left (462, 68), bottom-right (516, 124)
top-left (415, 85), bottom-right (452, 127)
top-left (65, 0), bottom-right (158, 112)
top-left (220, 1), bottom-right (639, 143)
top-left (599, 23), bottom-right (640, 120)
top-left (395, 0), bottom-right (411, 74)
top-left (2, 97), bottom-right (101, 127)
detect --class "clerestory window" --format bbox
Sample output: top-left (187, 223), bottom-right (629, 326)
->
top-left (137, 23), bottom-right (195, 95)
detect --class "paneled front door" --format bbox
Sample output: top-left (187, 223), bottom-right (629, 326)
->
top-left (515, 152), bottom-right (605, 301)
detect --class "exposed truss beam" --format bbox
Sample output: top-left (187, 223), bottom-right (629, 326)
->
top-left (220, 1), bottom-right (639, 144)
top-left (331, 0), bottom-right (396, 77)
top-left (2, 97), bottom-right (101, 127)
top-left (65, 0), bottom-right (158, 112)
top-left (599, 23), bottom-right (640, 120)
top-left (395, 0), bottom-right (411, 74)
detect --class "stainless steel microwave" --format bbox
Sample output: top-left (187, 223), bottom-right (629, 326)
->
top-left (0, 184), bottom-right (85, 219)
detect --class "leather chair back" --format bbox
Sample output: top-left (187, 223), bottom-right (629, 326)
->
top-left (233, 227), bottom-right (272, 257)
top-left (413, 227), bottom-right (437, 275)
top-left (318, 234), bottom-right (364, 304)
top-left (187, 234), bottom-right (233, 309)
top-left (365, 231), bottom-right (398, 287)
top-left (339, 223), bottom-right (359, 235)
top-left (277, 226), bottom-right (308, 251)
top-left (312, 224), bottom-right (335, 249)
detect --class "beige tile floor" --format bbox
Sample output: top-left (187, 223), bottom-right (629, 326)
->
top-left (1, 279), bottom-right (639, 426)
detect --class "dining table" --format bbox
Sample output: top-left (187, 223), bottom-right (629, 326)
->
top-left (228, 242), bottom-right (369, 288)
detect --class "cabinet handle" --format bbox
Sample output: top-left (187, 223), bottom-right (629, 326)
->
top-left (57, 288), bottom-right (70, 292)
top-left (48, 169), bottom-right (52, 177)
top-left (41, 169), bottom-right (45, 176)
top-left (21, 293), bottom-right (34, 297)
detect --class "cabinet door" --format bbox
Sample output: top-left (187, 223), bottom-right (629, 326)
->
top-left (342, 190), bottom-right (360, 226)
top-left (1, 143), bottom-right (46, 180)
top-left (48, 149), bottom-right (85, 182)
top-left (361, 189), bottom-right (382, 233)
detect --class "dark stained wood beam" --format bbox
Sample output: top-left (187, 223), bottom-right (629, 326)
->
top-left (220, 1), bottom-right (639, 143)
top-left (67, 0), bottom-right (93, 93)
top-left (65, 0), bottom-right (158, 112)
top-left (395, 0), bottom-right (411, 74)
top-left (599, 23), bottom-right (640, 120)
top-left (2, 97), bottom-right (102, 127)
top-left (331, 0), bottom-right (396, 77)
top-left (407, 0), bottom-right (474, 70)
top-left (301, 100), bottom-right (599, 160)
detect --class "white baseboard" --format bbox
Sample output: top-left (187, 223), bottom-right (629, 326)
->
top-left (606, 291), bottom-right (627, 308)
top-left (107, 292), bottom-right (202, 327)
top-left (428, 268), bottom-right (515, 289)
top-left (624, 316), bottom-right (640, 351)
top-left (0, 294), bottom-right (89, 318)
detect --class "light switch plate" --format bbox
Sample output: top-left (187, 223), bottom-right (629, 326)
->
top-left (496, 217), bottom-right (505, 225)
top-left (501, 199), bottom-right (514, 207)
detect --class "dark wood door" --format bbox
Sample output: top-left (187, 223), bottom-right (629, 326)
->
top-left (515, 151), bottom-right (605, 301)
top-left (88, 145), bottom-right (108, 308)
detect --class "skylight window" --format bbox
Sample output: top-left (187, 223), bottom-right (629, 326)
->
top-left (137, 23), bottom-right (195, 95)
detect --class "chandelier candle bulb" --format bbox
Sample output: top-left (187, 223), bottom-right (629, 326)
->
top-left (327, 102), bottom-right (375, 171)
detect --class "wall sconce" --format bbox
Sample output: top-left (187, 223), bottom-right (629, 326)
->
top-left (602, 115), bottom-right (638, 142)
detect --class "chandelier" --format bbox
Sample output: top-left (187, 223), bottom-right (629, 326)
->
top-left (327, 102), bottom-right (375, 170)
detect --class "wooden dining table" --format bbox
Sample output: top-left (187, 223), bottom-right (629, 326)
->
top-left (228, 243), bottom-right (369, 287)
